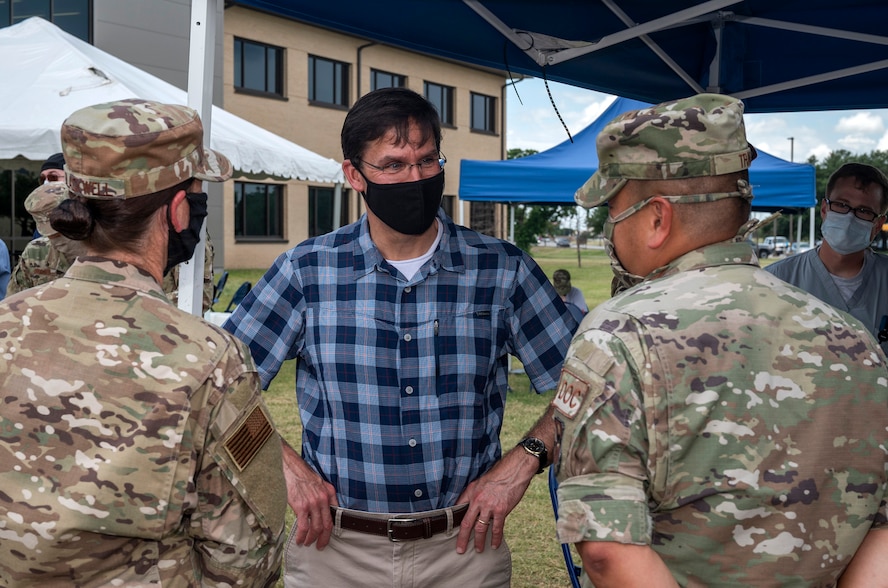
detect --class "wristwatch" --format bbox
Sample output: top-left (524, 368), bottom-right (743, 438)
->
top-left (517, 437), bottom-right (548, 475)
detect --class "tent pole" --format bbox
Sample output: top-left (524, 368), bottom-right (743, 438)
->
top-left (332, 182), bottom-right (343, 230)
top-left (180, 0), bottom-right (217, 317)
top-left (809, 207), bottom-right (816, 247)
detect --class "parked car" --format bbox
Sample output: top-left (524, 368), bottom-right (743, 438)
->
top-left (756, 236), bottom-right (790, 258)
top-left (555, 236), bottom-right (571, 247)
top-left (789, 242), bottom-right (814, 255)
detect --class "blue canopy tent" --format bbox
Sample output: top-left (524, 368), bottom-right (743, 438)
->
top-left (227, 1), bottom-right (888, 113)
top-left (459, 97), bottom-right (815, 211)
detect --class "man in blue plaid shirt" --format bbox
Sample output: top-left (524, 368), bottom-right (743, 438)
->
top-left (225, 87), bottom-right (578, 587)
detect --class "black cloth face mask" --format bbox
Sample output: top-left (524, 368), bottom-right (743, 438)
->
top-left (165, 191), bottom-right (208, 276)
top-left (359, 170), bottom-right (445, 235)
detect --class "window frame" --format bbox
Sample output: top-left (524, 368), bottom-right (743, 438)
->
top-left (308, 54), bottom-right (350, 109)
top-left (233, 182), bottom-right (285, 241)
top-left (470, 92), bottom-right (497, 134)
top-left (424, 81), bottom-right (455, 127)
top-left (2, 0), bottom-right (92, 41)
top-left (371, 68), bottom-right (406, 91)
top-left (234, 36), bottom-right (285, 98)
top-left (308, 186), bottom-right (350, 237)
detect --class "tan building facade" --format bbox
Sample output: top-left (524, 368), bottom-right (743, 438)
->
top-left (221, 5), bottom-right (509, 269)
top-left (0, 1), bottom-right (510, 272)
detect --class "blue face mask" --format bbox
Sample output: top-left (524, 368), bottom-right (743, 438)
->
top-left (821, 211), bottom-right (875, 255)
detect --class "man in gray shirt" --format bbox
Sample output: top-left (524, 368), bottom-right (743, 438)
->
top-left (766, 162), bottom-right (888, 352)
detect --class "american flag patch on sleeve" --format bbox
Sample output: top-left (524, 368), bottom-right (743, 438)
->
top-left (224, 404), bottom-right (274, 471)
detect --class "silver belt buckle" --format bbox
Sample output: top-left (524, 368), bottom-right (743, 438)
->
top-left (387, 517), bottom-right (417, 542)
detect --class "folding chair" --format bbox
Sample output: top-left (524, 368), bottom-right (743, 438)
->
top-left (224, 281), bottom-right (252, 313)
top-left (548, 465), bottom-right (583, 588)
top-left (211, 270), bottom-right (228, 310)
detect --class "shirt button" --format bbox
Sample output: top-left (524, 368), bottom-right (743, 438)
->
top-left (405, 386), bottom-right (414, 395)
top-left (404, 286), bottom-right (412, 293)
top-left (404, 333), bottom-right (412, 342)
top-left (408, 438), bottom-right (417, 447)
top-left (414, 489), bottom-right (423, 498)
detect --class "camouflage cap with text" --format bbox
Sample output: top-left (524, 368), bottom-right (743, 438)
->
top-left (25, 181), bottom-right (69, 237)
top-left (575, 93), bottom-right (756, 209)
top-left (61, 98), bottom-right (232, 199)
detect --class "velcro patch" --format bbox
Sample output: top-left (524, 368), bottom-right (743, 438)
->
top-left (224, 404), bottom-right (274, 471)
top-left (553, 368), bottom-right (590, 420)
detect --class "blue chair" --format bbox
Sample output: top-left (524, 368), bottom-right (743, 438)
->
top-left (548, 465), bottom-right (583, 588)
top-left (225, 281), bottom-right (251, 313)
top-left (211, 270), bottom-right (229, 310)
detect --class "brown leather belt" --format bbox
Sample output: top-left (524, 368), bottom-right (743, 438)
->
top-left (332, 505), bottom-right (468, 542)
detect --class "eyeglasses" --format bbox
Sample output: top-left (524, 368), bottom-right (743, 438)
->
top-left (357, 154), bottom-right (446, 178)
top-left (825, 198), bottom-right (883, 222)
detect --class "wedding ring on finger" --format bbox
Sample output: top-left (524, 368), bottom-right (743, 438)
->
top-left (476, 517), bottom-right (491, 526)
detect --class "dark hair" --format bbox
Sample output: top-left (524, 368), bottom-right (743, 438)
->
top-left (341, 87), bottom-right (442, 164)
top-left (49, 179), bottom-right (191, 256)
top-left (826, 163), bottom-right (888, 213)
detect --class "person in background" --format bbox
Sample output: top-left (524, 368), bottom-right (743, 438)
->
top-left (7, 181), bottom-right (216, 313)
top-left (766, 162), bottom-right (888, 353)
top-left (0, 238), bottom-right (9, 299)
top-left (0, 98), bottom-right (286, 587)
top-left (224, 87), bottom-right (578, 587)
top-left (552, 268), bottom-right (588, 321)
top-left (7, 182), bottom-right (87, 294)
top-left (38, 152), bottom-right (65, 184)
top-left (30, 153), bottom-right (68, 240)
top-left (552, 94), bottom-right (888, 587)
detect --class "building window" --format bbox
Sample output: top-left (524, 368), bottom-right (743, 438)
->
top-left (234, 37), bottom-right (284, 97)
top-left (470, 201), bottom-right (496, 237)
top-left (309, 186), bottom-right (350, 237)
top-left (309, 55), bottom-right (349, 107)
top-left (2, 0), bottom-right (91, 41)
top-left (471, 92), bottom-right (496, 133)
top-left (371, 69), bottom-right (405, 91)
top-left (424, 82), bottom-right (454, 126)
top-left (441, 195), bottom-right (454, 219)
top-left (234, 182), bottom-right (284, 239)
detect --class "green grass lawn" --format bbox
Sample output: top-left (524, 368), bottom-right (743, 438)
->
top-left (216, 245), bottom-right (775, 587)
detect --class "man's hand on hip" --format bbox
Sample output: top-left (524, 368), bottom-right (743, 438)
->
top-left (454, 447), bottom-right (538, 554)
top-left (281, 439), bottom-right (339, 550)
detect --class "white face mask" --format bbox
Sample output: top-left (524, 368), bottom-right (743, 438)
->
top-left (821, 211), bottom-right (875, 255)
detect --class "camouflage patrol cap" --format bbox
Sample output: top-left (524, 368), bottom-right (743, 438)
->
top-left (575, 93), bottom-right (756, 209)
top-left (61, 98), bottom-right (232, 199)
top-left (25, 181), bottom-right (69, 236)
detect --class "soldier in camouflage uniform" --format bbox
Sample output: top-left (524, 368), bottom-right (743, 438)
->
top-left (0, 98), bottom-right (286, 587)
top-left (7, 182), bottom-right (86, 294)
top-left (8, 181), bottom-right (217, 313)
top-left (552, 94), bottom-right (888, 587)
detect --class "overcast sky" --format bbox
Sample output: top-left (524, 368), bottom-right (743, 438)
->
top-left (507, 78), bottom-right (888, 165)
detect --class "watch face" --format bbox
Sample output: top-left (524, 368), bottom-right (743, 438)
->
top-left (523, 438), bottom-right (545, 455)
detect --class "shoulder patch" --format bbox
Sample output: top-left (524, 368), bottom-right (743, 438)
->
top-left (224, 404), bottom-right (274, 471)
top-left (553, 368), bottom-right (590, 420)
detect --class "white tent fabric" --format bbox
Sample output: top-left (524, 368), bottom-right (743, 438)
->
top-left (0, 17), bottom-right (344, 183)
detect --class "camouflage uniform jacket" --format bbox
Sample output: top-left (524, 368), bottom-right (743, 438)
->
top-left (0, 257), bottom-right (286, 587)
top-left (554, 240), bottom-right (888, 587)
top-left (6, 236), bottom-right (69, 296)
top-left (6, 236), bottom-right (215, 313)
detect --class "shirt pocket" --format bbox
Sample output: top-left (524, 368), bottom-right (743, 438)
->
top-left (431, 306), bottom-right (505, 399)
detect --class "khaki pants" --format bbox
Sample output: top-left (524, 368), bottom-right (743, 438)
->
top-left (283, 507), bottom-right (512, 587)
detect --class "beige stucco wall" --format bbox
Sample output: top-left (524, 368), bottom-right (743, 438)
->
top-left (221, 6), bottom-right (507, 269)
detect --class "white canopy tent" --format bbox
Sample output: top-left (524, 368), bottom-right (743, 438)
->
top-left (0, 16), bottom-right (344, 183)
top-left (0, 14), bottom-right (345, 315)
